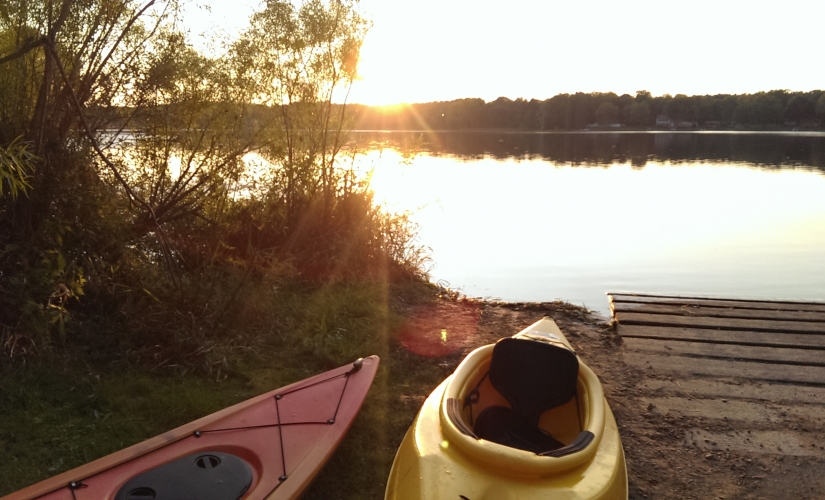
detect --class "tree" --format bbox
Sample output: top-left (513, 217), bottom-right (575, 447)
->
top-left (817, 94), bottom-right (825, 122)
top-left (733, 93), bottom-right (784, 125)
top-left (231, 0), bottom-right (367, 220)
top-left (664, 94), bottom-right (697, 123)
top-left (595, 102), bottom-right (619, 125)
top-left (0, 0), bottom-right (183, 338)
top-left (0, 0), bottom-right (177, 236)
top-left (623, 102), bottom-right (651, 126)
top-left (785, 94), bottom-right (816, 123)
top-left (446, 98), bottom-right (485, 129)
top-left (570, 93), bottom-right (597, 129)
top-left (1, 0), bottom-right (421, 348)
top-left (696, 94), bottom-right (737, 124)
top-left (120, 30), bottom-right (258, 238)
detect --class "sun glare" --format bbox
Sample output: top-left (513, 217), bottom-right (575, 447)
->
top-left (349, 0), bottom-right (825, 106)
top-left (180, 1), bottom-right (825, 106)
top-left (367, 150), bottom-right (825, 269)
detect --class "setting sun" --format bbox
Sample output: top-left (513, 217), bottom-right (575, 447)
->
top-left (349, 0), bottom-right (825, 105)
top-left (182, 0), bottom-right (825, 106)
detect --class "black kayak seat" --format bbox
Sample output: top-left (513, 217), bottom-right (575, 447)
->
top-left (473, 336), bottom-right (579, 454)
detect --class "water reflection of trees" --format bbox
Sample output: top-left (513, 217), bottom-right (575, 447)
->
top-left (351, 132), bottom-right (825, 172)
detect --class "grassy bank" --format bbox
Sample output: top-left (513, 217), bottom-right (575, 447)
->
top-left (0, 279), bottom-right (458, 498)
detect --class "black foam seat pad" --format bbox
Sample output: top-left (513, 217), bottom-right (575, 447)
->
top-left (474, 405), bottom-right (564, 454)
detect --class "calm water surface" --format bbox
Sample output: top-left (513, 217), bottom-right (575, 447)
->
top-left (360, 131), bottom-right (825, 316)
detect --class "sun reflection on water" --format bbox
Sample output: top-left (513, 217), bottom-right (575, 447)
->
top-left (364, 148), bottom-right (825, 313)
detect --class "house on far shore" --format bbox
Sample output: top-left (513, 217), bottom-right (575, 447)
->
top-left (655, 115), bottom-right (673, 128)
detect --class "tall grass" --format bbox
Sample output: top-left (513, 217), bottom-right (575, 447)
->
top-left (0, 277), bottom-right (446, 496)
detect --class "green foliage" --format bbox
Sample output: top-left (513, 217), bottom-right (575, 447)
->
top-left (785, 95), bottom-right (816, 122)
top-left (664, 94), bottom-right (698, 123)
top-left (595, 101), bottom-right (620, 125)
top-left (233, 0), bottom-right (369, 219)
top-left (816, 94), bottom-right (825, 121)
top-left (0, 242), bottom-right (87, 346)
top-left (120, 29), bottom-right (255, 235)
top-left (275, 282), bottom-right (397, 364)
top-left (0, 0), bottom-right (176, 147)
top-left (0, 137), bottom-right (35, 199)
top-left (733, 93), bottom-right (784, 125)
top-left (622, 101), bottom-right (651, 126)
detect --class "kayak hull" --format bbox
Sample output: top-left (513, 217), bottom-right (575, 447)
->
top-left (385, 319), bottom-right (627, 499)
top-left (4, 356), bottom-right (379, 500)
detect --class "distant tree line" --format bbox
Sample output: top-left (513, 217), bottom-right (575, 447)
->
top-left (351, 90), bottom-right (825, 131)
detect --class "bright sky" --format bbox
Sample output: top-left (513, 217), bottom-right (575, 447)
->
top-left (185, 0), bottom-right (825, 105)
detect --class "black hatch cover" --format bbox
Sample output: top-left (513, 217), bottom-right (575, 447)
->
top-left (114, 451), bottom-right (253, 500)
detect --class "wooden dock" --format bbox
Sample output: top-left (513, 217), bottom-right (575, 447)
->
top-left (609, 292), bottom-right (825, 464)
top-left (610, 292), bottom-right (825, 385)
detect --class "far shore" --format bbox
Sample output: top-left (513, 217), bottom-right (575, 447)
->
top-left (348, 127), bottom-right (825, 134)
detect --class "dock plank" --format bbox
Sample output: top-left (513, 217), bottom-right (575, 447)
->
top-left (609, 293), bottom-right (825, 313)
top-left (623, 352), bottom-right (825, 385)
top-left (615, 311), bottom-right (825, 334)
top-left (638, 378), bottom-right (825, 406)
top-left (623, 337), bottom-right (825, 366)
top-left (612, 302), bottom-right (825, 323)
top-left (640, 396), bottom-right (825, 426)
top-left (617, 325), bottom-right (825, 350)
top-left (685, 429), bottom-right (823, 457)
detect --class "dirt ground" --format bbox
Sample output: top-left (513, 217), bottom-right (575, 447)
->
top-left (396, 299), bottom-right (825, 499)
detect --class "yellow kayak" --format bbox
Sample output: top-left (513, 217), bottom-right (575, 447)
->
top-left (385, 318), bottom-right (627, 500)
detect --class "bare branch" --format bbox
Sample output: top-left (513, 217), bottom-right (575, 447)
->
top-left (0, 36), bottom-right (46, 65)
top-left (44, 38), bottom-right (182, 289)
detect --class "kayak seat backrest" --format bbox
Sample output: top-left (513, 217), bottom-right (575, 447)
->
top-left (473, 337), bottom-right (579, 454)
top-left (488, 337), bottom-right (579, 424)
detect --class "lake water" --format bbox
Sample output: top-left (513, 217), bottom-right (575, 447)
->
top-left (357, 131), bottom-right (825, 316)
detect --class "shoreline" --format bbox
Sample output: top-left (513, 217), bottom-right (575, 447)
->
top-left (2, 296), bottom-right (823, 498)
top-left (380, 298), bottom-right (825, 500)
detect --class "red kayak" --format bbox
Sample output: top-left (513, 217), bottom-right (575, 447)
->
top-left (4, 356), bottom-right (379, 500)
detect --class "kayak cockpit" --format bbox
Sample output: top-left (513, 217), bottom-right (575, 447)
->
top-left (468, 328), bottom-right (590, 455)
top-left (386, 318), bottom-right (627, 499)
top-left (440, 318), bottom-right (606, 477)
